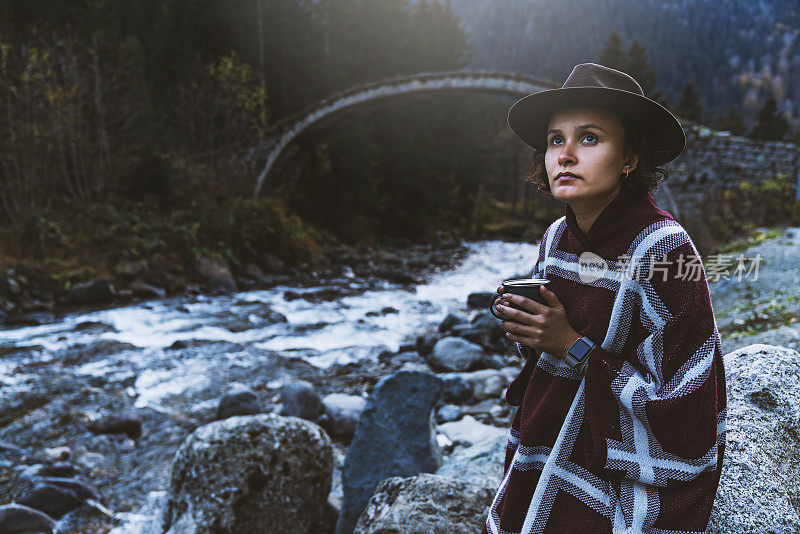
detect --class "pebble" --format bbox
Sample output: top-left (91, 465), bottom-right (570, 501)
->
top-left (37, 447), bottom-right (71, 463)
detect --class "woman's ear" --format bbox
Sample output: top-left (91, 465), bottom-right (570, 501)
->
top-left (623, 152), bottom-right (639, 174)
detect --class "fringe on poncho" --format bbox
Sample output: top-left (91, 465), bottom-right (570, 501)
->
top-left (483, 189), bottom-right (726, 534)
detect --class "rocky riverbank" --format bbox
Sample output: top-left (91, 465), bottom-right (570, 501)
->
top-left (0, 238), bottom-right (470, 327)
top-left (710, 227), bottom-right (800, 354)
top-left (0, 228), bottom-right (798, 533)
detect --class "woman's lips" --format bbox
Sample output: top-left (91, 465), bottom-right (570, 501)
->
top-left (556, 174), bottom-right (580, 181)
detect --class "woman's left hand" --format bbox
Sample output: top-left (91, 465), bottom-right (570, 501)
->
top-left (495, 285), bottom-right (581, 359)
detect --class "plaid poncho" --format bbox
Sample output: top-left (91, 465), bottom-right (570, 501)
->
top-left (483, 189), bottom-right (726, 534)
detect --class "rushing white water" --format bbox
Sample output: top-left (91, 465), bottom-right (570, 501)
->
top-left (0, 239), bottom-right (538, 408)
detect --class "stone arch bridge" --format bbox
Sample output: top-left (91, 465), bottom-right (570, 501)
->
top-left (249, 70), bottom-right (800, 231)
top-left (250, 70), bottom-right (558, 199)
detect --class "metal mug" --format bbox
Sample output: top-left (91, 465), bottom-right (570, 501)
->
top-left (489, 278), bottom-right (550, 320)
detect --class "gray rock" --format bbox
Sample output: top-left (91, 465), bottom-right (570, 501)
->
top-left (5, 312), bottom-right (56, 326)
top-left (113, 259), bottom-right (147, 278)
top-left (0, 440), bottom-right (23, 459)
top-left (440, 375), bottom-right (472, 404)
top-left (470, 310), bottom-right (503, 335)
top-left (195, 256), bottom-right (233, 280)
top-left (352, 473), bottom-right (494, 534)
top-left (0, 276), bottom-right (21, 297)
top-left (378, 350), bottom-right (423, 366)
top-left (415, 331), bottom-right (442, 357)
top-left (449, 323), bottom-right (480, 338)
top-left (142, 269), bottom-right (177, 293)
top-left (438, 313), bottom-right (466, 333)
top-left (72, 320), bottom-right (118, 334)
top-left (162, 413), bottom-right (333, 534)
top-left (317, 393), bottom-right (366, 443)
top-left (66, 278), bottom-right (115, 305)
top-left (480, 353), bottom-right (507, 370)
top-left (279, 380), bottom-right (323, 421)
top-left (336, 371), bottom-right (443, 534)
top-left (242, 263), bottom-right (265, 280)
top-left (87, 413), bottom-right (142, 439)
top-left (436, 415), bottom-right (506, 447)
top-left (439, 369), bottom-right (509, 402)
top-left (260, 253), bottom-right (285, 273)
top-left (708, 344), bottom-right (800, 533)
top-left (436, 434), bottom-right (508, 489)
top-left (215, 385), bottom-right (262, 420)
top-left (470, 311), bottom-right (507, 351)
top-left (35, 462), bottom-right (78, 479)
top-left (35, 447), bottom-right (71, 463)
top-left (435, 404), bottom-right (462, 424)
top-left (427, 337), bottom-right (484, 372)
top-left (18, 477), bottom-right (100, 519)
top-left (461, 398), bottom-right (503, 416)
top-left (467, 292), bottom-right (494, 309)
top-left (0, 503), bottom-right (55, 533)
top-left (130, 279), bottom-right (167, 299)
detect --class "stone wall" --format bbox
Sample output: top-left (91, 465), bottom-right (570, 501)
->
top-left (653, 121), bottom-right (800, 222)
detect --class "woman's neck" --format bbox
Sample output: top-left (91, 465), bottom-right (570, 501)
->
top-left (570, 191), bottom-right (619, 237)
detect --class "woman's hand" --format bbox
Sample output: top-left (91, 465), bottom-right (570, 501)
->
top-left (494, 285), bottom-right (581, 359)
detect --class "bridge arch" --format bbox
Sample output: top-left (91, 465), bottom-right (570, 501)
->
top-left (251, 70), bottom-right (558, 198)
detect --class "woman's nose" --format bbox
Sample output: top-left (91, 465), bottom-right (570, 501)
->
top-left (558, 145), bottom-right (576, 165)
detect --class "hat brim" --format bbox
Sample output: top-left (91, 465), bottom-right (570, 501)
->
top-left (507, 86), bottom-right (686, 166)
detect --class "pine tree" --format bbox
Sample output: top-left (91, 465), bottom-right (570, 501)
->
top-left (716, 109), bottom-right (746, 136)
top-left (625, 40), bottom-right (657, 93)
top-left (751, 96), bottom-right (789, 141)
top-left (599, 31), bottom-right (625, 70)
top-left (676, 81), bottom-right (704, 122)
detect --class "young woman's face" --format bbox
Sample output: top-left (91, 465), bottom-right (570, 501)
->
top-left (544, 107), bottom-right (635, 205)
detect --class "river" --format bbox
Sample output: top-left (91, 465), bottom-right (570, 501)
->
top-left (0, 240), bottom-right (539, 532)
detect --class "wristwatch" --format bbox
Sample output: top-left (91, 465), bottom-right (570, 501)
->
top-left (564, 336), bottom-right (597, 373)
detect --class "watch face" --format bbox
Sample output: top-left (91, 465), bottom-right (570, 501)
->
top-left (569, 338), bottom-right (593, 361)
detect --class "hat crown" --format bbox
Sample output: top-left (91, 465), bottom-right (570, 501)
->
top-left (562, 63), bottom-right (644, 97)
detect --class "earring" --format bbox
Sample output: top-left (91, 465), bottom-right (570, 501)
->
top-left (624, 170), bottom-right (630, 179)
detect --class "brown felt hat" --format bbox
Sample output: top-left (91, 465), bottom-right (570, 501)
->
top-left (507, 63), bottom-right (686, 166)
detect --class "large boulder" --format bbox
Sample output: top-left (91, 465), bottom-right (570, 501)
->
top-left (0, 503), bottom-right (55, 533)
top-left (336, 371), bottom-right (443, 534)
top-left (708, 344), bottom-right (800, 533)
top-left (426, 337), bottom-right (484, 372)
top-left (352, 473), bottom-right (494, 534)
top-left (162, 413), bottom-right (333, 534)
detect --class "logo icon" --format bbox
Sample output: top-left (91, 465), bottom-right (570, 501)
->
top-left (578, 252), bottom-right (608, 283)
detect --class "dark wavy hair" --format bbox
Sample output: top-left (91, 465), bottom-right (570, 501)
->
top-left (524, 110), bottom-right (669, 200)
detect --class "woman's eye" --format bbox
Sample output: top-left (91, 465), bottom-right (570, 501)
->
top-left (550, 137), bottom-right (562, 145)
top-left (582, 134), bottom-right (597, 143)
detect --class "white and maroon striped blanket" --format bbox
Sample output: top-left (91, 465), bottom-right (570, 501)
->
top-left (484, 189), bottom-right (726, 534)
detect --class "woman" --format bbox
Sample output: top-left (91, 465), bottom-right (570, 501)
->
top-left (483, 63), bottom-right (726, 533)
